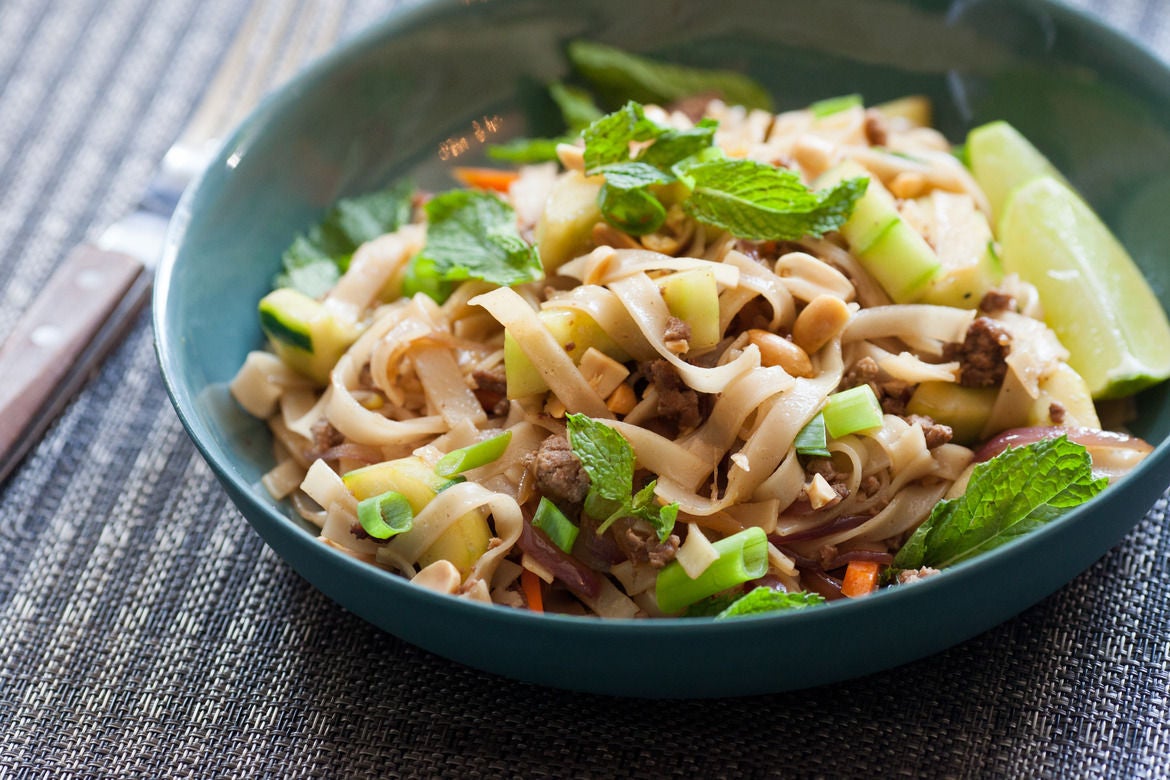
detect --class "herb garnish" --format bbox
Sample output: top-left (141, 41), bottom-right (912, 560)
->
top-left (577, 101), bottom-right (867, 240)
top-left (893, 436), bottom-right (1107, 571)
top-left (684, 587), bottom-right (825, 618)
top-left (565, 413), bottom-right (679, 542)
top-left (275, 181), bottom-right (414, 297)
top-left (567, 40), bottom-right (774, 111)
top-left (404, 189), bottom-right (543, 302)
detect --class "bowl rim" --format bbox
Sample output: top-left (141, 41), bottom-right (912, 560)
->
top-left (153, 0), bottom-right (1170, 639)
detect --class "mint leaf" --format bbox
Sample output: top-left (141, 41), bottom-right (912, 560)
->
top-left (681, 158), bottom-right (868, 240)
top-left (598, 185), bottom-right (667, 236)
top-left (565, 413), bottom-right (633, 502)
top-left (594, 161), bottom-right (674, 191)
top-left (413, 189), bottom-right (543, 292)
top-left (275, 182), bottom-right (414, 297)
top-left (583, 101), bottom-right (666, 172)
top-left (565, 413), bottom-right (678, 542)
top-left (549, 81), bottom-right (604, 131)
top-left (716, 588), bottom-right (825, 619)
top-left (568, 40), bottom-right (773, 111)
top-left (893, 436), bottom-right (1108, 571)
top-left (636, 119), bottom-right (718, 171)
top-left (487, 136), bottom-right (568, 164)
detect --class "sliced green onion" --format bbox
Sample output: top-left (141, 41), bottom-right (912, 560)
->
top-left (822, 384), bottom-right (884, 439)
top-left (794, 413), bottom-right (831, 457)
top-left (435, 431), bottom-right (513, 477)
top-left (655, 526), bottom-right (769, 614)
top-left (357, 490), bottom-right (414, 540)
top-left (532, 497), bottom-right (580, 554)
top-left (810, 93), bottom-right (863, 119)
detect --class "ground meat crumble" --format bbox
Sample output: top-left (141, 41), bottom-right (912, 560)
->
top-left (946, 316), bottom-right (1012, 388)
top-left (533, 435), bottom-right (590, 505)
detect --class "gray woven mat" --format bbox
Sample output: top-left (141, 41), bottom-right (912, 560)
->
top-left (0, 0), bottom-right (1167, 777)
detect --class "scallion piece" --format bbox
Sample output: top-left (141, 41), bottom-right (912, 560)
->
top-left (810, 93), bottom-right (863, 119)
top-left (655, 526), bottom-right (769, 614)
top-left (822, 384), bottom-right (884, 439)
top-left (532, 497), bottom-right (580, 554)
top-left (794, 413), bottom-right (831, 457)
top-left (357, 490), bottom-right (414, 540)
top-left (435, 431), bottom-right (513, 478)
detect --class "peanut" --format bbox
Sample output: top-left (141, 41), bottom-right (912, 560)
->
top-left (792, 295), bottom-right (851, 354)
top-left (747, 329), bottom-right (814, 377)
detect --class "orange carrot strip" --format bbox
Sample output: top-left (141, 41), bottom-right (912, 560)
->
top-left (453, 167), bottom-right (520, 193)
top-left (521, 568), bottom-right (544, 613)
top-left (840, 559), bottom-right (881, 598)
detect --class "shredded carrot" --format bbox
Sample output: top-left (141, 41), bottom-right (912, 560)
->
top-left (840, 559), bottom-right (881, 598)
top-left (453, 167), bottom-right (520, 193)
top-left (521, 568), bottom-right (544, 613)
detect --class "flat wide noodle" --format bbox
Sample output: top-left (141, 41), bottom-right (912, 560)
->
top-left (471, 287), bottom-right (613, 418)
top-left (609, 273), bottom-right (761, 394)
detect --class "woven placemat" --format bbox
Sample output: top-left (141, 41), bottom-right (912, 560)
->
top-left (0, 0), bottom-right (1167, 777)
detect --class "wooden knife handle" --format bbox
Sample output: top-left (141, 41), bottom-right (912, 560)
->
top-left (0, 243), bottom-right (148, 480)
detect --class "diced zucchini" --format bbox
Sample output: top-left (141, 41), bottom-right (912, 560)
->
top-left (907, 381), bottom-right (998, 445)
top-left (535, 170), bottom-right (603, 272)
top-left (344, 455), bottom-right (488, 577)
top-left (916, 191), bottom-right (1004, 308)
top-left (504, 308), bottom-right (629, 398)
top-left (258, 288), bottom-right (358, 385)
top-left (659, 268), bottom-right (720, 351)
top-left (817, 161), bottom-right (940, 303)
top-left (342, 456), bottom-right (451, 510)
top-left (416, 510), bottom-right (492, 578)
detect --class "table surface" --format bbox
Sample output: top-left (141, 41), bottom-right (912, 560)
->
top-left (1, 0), bottom-right (1168, 776)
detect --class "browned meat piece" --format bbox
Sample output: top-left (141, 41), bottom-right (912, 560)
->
top-left (947, 316), bottom-right (1012, 388)
top-left (863, 110), bottom-right (889, 147)
top-left (612, 517), bottom-right (680, 569)
top-left (805, 457), bottom-right (850, 502)
top-left (841, 356), bottom-right (910, 414)
top-left (906, 414), bottom-right (953, 448)
top-left (646, 359), bottom-right (703, 431)
top-left (896, 566), bottom-right (941, 585)
top-left (842, 356), bottom-right (880, 390)
top-left (878, 382), bottom-right (913, 416)
top-left (663, 316), bottom-right (691, 346)
top-left (534, 434), bottom-right (590, 504)
top-left (978, 289), bottom-right (1016, 314)
top-left (666, 91), bottom-right (721, 122)
top-left (859, 475), bottom-right (881, 497)
top-left (472, 366), bottom-right (510, 416)
top-left (1049, 402), bottom-right (1067, 425)
top-left (310, 419), bottom-right (344, 459)
top-left (663, 316), bottom-right (691, 354)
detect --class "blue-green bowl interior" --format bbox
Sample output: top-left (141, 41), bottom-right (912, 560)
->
top-left (155, 0), bottom-right (1170, 697)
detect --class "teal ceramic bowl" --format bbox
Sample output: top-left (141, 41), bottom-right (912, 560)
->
top-left (155, 0), bottom-right (1170, 697)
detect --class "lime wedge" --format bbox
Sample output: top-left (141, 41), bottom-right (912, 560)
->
top-left (968, 120), bottom-right (1067, 225)
top-left (998, 176), bottom-right (1170, 398)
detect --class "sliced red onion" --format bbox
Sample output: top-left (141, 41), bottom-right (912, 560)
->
top-left (517, 521), bottom-right (602, 599)
top-left (769, 514), bottom-right (872, 544)
top-left (823, 549), bottom-right (895, 571)
top-left (315, 442), bottom-right (386, 465)
top-left (973, 425), bottom-right (1154, 481)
